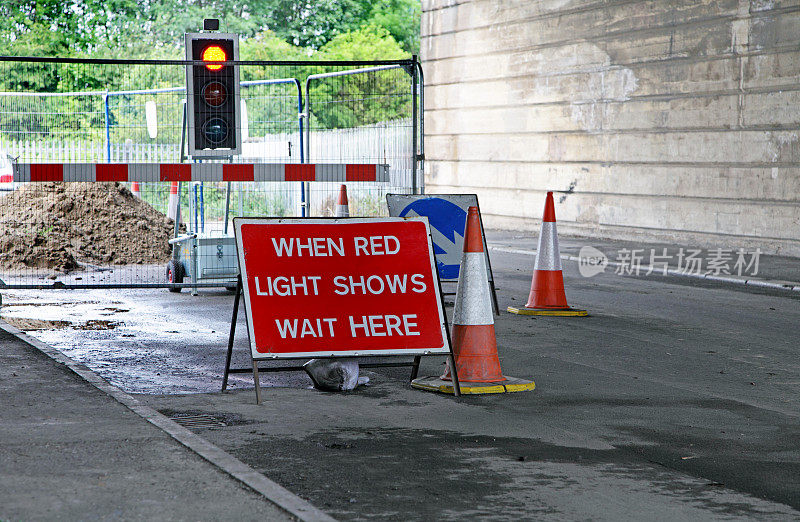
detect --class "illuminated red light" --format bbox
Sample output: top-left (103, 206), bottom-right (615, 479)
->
top-left (202, 45), bottom-right (226, 70)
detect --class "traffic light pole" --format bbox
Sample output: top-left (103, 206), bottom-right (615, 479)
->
top-left (174, 101), bottom-right (187, 241)
top-left (297, 82), bottom-right (306, 218)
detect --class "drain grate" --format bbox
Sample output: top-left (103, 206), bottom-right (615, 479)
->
top-left (168, 413), bottom-right (226, 429)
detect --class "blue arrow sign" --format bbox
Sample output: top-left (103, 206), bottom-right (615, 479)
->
top-left (398, 198), bottom-right (467, 280)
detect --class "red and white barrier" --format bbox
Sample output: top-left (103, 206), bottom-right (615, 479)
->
top-left (13, 163), bottom-right (389, 183)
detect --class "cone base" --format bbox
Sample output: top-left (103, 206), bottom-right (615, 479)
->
top-left (411, 375), bottom-right (535, 395)
top-left (507, 306), bottom-right (588, 317)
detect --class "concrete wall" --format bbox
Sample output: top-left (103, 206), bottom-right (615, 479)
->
top-left (421, 0), bottom-right (800, 256)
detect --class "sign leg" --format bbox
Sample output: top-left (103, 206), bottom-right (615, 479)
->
top-left (410, 355), bottom-right (421, 380)
top-left (490, 279), bottom-right (500, 316)
top-left (449, 354), bottom-right (461, 397)
top-left (222, 276), bottom-right (242, 392)
top-left (475, 203), bottom-right (500, 316)
top-left (252, 358), bottom-right (262, 405)
top-left (436, 243), bottom-right (460, 397)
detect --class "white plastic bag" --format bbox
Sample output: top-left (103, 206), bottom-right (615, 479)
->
top-left (303, 358), bottom-right (369, 391)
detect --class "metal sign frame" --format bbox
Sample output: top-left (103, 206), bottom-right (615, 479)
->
top-left (225, 216), bottom-right (461, 403)
top-left (386, 193), bottom-right (500, 314)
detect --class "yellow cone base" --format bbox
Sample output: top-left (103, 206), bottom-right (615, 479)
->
top-left (411, 375), bottom-right (535, 395)
top-left (507, 306), bottom-right (588, 317)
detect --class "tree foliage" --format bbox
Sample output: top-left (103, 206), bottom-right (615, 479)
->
top-left (364, 0), bottom-right (420, 55)
top-left (261, 0), bottom-right (371, 50)
top-left (318, 25), bottom-right (409, 61)
top-left (0, 1), bottom-right (420, 138)
top-left (309, 26), bottom-right (411, 129)
top-left (0, 0), bottom-right (140, 55)
top-left (0, 0), bottom-right (421, 58)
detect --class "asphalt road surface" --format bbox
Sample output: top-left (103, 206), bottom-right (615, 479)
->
top-left (2, 233), bottom-right (798, 520)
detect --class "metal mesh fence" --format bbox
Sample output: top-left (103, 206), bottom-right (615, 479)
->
top-left (305, 64), bottom-right (417, 217)
top-left (0, 57), bottom-right (420, 289)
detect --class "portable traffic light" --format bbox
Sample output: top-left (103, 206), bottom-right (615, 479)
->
top-left (185, 32), bottom-right (241, 157)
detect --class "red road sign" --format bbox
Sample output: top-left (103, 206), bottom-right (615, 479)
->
top-left (234, 217), bottom-right (450, 359)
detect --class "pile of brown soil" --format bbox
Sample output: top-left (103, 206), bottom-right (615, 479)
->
top-left (0, 182), bottom-right (178, 272)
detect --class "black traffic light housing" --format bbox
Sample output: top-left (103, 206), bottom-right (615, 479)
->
top-left (185, 32), bottom-right (241, 157)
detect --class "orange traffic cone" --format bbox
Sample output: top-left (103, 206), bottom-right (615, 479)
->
top-left (131, 182), bottom-right (140, 198)
top-left (335, 184), bottom-right (349, 217)
top-left (507, 192), bottom-right (587, 316)
top-left (412, 207), bottom-right (535, 395)
top-left (167, 181), bottom-right (179, 221)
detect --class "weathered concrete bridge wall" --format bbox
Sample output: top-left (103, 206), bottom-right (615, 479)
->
top-left (421, 0), bottom-right (800, 255)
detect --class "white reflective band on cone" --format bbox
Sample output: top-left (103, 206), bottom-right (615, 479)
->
top-left (335, 204), bottom-right (349, 218)
top-left (534, 221), bottom-right (562, 271)
top-left (167, 189), bottom-right (179, 221)
top-left (453, 252), bottom-right (494, 326)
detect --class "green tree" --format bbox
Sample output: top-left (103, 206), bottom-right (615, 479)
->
top-left (317, 25), bottom-right (409, 60)
top-left (239, 31), bottom-right (308, 139)
top-left (122, 0), bottom-right (265, 58)
top-left (0, 0), bottom-right (423, 59)
top-left (239, 30), bottom-right (308, 62)
top-left (0, 1), bottom-right (421, 142)
top-left (261, 0), bottom-right (372, 50)
top-left (0, 0), bottom-right (139, 56)
top-left (365, 0), bottom-right (420, 54)
top-left (308, 26), bottom-right (411, 129)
